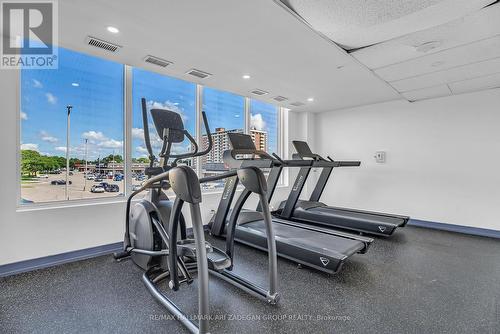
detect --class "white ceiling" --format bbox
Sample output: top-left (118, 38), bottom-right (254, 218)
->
top-left (52, 0), bottom-right (401, 113)
top-left (279, 0), bottom-right (500, 102)
top-left (7, 0), bottom-right (496, 109)
top-left (279, 0), bottom-right (494, 49)
top-left (352, 2), bottom-right (500, 68)
top-left (350, 2), bottom-right (500, 102)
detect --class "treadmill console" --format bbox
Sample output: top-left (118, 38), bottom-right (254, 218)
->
top-left (292, 141), bottom-right (316, 159)
top-left (228, 133), bottom-right (257, 150)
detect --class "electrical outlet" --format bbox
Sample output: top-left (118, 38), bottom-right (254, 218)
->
top-left (374, 151), bottom-right (386, 163)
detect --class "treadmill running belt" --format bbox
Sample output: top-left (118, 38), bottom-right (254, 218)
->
top-left (306, 207), bottom-right (404, 225)
top-left (234, 219), bottom-right (365, 273)
top-left (293, 204), bottom-right (406, 236)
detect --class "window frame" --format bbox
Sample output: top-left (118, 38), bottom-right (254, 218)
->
top-left (16, 51), bottom-right (286, 209)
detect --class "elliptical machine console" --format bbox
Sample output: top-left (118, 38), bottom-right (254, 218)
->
top-left (114, 98), bottom-right (280, 334)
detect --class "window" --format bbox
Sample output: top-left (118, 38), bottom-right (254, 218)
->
top-left (249, 99), bottom-right (279, 155)
top-left (131, 68), bottom-right (196, 195)
top-left (20, 47), bottom-right (124, 204)
top-left (200, 87), bottom-right (245, 190)
top-left (19, 47), bottom-right (284, 205)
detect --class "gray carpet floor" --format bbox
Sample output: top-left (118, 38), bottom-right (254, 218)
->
top-left (1, 226), bottom-right (499, 333)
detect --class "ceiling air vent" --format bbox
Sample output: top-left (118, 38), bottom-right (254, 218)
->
top-left (290, 101), bottom-right (305, 107)
top-left (186, 68), bottom-right (212, 79)
top-left (144, 55), bottom-right (172, 68)
top-left (273, 96), bottom-right (288, 102)
top-left (86, 36), bottom-right (121, 52)
top-left (250, 89), bottom-right (269, 96)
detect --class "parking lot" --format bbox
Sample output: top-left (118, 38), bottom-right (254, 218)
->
top-left (21, 171), bottom-right (128, 203)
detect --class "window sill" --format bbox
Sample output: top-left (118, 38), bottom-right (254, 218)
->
top-left (16, 183), bottom-right (290, 212)
top-left (16, 196), bottom-right (127, 213)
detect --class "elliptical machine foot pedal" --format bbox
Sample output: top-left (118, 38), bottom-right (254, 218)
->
top-left (176, 239), bottom-right (212, 258)
top-left (207, 248), bottom-right (232, 272)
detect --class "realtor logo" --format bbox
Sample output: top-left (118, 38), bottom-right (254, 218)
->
top-left (1, 1), bottom-right (58, 69)
top-left (378, 226), bottom-right (386, 233)
top-left (319, 257), bottom-right (330, 266)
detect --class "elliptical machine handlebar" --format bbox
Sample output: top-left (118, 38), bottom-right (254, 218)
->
top-left (140, 97), bottom-right (213, 169)
top-left (170, 111), bottom-right (212, 165)
top-left (141, 98), bottom-right (156, 167)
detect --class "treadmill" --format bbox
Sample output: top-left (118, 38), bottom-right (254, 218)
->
top-left (275, 141), bottom-right (409, 236)
top-left (210, 133), bottom-right (373, 274)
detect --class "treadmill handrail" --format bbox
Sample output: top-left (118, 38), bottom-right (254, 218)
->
top-left (223, 149), bottom-right (275, 169)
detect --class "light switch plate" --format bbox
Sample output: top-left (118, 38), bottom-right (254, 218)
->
top-left (374, 151), bottom-right (386, 163)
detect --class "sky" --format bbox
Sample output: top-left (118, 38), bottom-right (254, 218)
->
top-left (21, 47), bottom-right (124, 161)
top-left (250, 99), bottom-right (279, 154)
top-left (21, 46), bottom-right (279, 161)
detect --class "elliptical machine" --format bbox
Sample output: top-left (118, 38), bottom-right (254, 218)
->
top-left (114, 98), bottom-right (280, 334)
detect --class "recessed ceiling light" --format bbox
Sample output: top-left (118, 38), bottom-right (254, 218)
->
top-left (307, 97), bottom-right (314, 102)
top-left (242, 74), bottom-right (251, 79)
top-left (71, 82), bottom-right (79, 87)
top-left (107, 26), bottom-right (119, 34)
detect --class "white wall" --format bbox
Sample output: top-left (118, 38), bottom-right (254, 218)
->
top-left (313, 88), bottom-right (500, 231)
top-left (0, 70), bottom-right (303, 266)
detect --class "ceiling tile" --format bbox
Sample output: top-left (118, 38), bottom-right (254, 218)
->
top-left (401, 85), bottom-right (451, 101)
top-left (449, 72), bottom-right (500, 94)
top-left (375, 35), bottom-right (500, 82)
top-left (390, 57), bottom-right (500, 91)
top-left (351, 3), bottom-right (500, 69)
top-left (279, 0), bottom-right (495, 49)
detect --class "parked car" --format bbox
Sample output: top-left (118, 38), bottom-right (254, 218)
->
top-left (105, 184), bottom-right (119, 192)
top-left (99, 182), bottom-right (109, 189)
top-left (50, 180), bottom-right (72, 185)
top-left (90, 185), bottom-right (105, 193)
top-left (114, 174), bottom-right (124, 181)
top-left (37, 174), bottom-right (49, 178)
top-left (132, 184), bottom-right (142, 191)
top-left (94, 176), bottom-right (103, 182)
top-left (86, 174), bottom-right (95, 180)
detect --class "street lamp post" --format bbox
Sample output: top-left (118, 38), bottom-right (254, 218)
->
top-left (83, 138), bottom-right (88, 191)
top-left (65, 105), bottom-right (73, 200)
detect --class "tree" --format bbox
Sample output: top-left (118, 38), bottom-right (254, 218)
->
top-left (133, 157), bottom-right (150, 164)
top-left (102, 154), bottom-right (123, 163)
top-left (21, 150), bottom-right (68, 176)
top-left (21, 150), bottom-right (43, 176)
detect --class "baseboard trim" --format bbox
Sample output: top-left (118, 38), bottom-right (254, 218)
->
top-left (0, 227), bottom-right (197, 278)
top-left (2, 223), bottom-right (497, 278)
top-left (408, 219), bottom-right (500, 239)
top-left (0, 242), bottom-right (123, 278)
